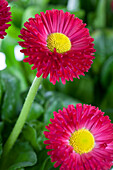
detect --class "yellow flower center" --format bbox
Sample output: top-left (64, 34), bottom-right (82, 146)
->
top-left (46, 33), bottom-right (71, 53)
top-left (69, 129), bottom-right (95, 155)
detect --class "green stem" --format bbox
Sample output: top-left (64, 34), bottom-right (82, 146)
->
top-left (2, 76), bottom-right (42, 158)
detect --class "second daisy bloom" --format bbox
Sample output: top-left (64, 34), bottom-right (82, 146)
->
top-left (19, 9), bottom-right (95, 84)
top-left (44, 104), bottom-right (113, 170)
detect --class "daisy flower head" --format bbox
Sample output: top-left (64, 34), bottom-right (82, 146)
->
top-left (19, 9), bottom-right (95, 85)
top-left (0, 0), bottom-right (12, 39)
top-left (44, 104), bottom-right (113, 169)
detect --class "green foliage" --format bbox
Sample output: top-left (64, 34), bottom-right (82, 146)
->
top-left (27, 103), bottom-right (44, 122)
top-left (10, 5), bottom-right (24, 28)
top-left (0, 122), bottom-right (4, 158)
top-left (22, 121), bottom-right (45, 151)
top-left (0, 70), bottom-right (80, 169)
top-left (93, 0), bottom-right (106, 28)
top-left (44, 96), bottom-right (64, 124)
top-left (2, 141), bottom-right (37, 170)
top-left (92, 29), bottom-right (113, 75)
top-left (0, 71), bottom-right (21, 122)
top-left (101, 81), bottom-right (113, 121)
top-left (101, 56), bottom-right (113, 88)
top-left (44, 91), bottom-right (80, 124)
top-left (62, 76), bottom-right (94, 104)
top-left (22, 6), bottom-right (42, 26)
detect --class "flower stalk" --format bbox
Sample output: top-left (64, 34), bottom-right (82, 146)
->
top-left (2, 76), bottom-right (42, 158)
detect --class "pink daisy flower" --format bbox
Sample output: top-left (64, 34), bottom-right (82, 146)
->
top-left (44, 104), bottom-right (113, 169)
top-left (0, 0), bottom-right (12, 39)
top-left (19, 9), bottom-right (95, 85)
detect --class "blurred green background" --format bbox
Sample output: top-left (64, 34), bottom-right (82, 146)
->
top-left (0, 0), bottom-right (113, 169)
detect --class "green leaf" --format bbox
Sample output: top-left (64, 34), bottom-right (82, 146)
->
top-left (0, 122), bottom-right (4, 158)
top-left (100, 81), bottom-right (113, 118)
top-left (0, 75), bottom-right (3, 105)
top-left (35, 87), bottom-right (45, 105)
top-left (2, 141), bottom-right (37, 170)
top-left (22, 6), bottom-right (42, 26)
top-left (29, 121), bottom-right (45, 148)
top-left (43, 78), bottom-right (56, 92)
top-left (44, 97), bottom-right (64, 124)
top-left (91, 29), bottom-right (113, 86)
top-left (8, 66), bottom-right (28, 92)
top-left (1, 70), bottom-right (21, 122)
top-left (93, 0), bottom-right (106, 28)
top-left (10, 0), bottom-right (30, 9)
top-left (44, 91), bottom-right (80, 124)
top-left (45, 6), bottom-right (85, 19)
top-left (6, 23), bottom-right (20, 39)
top-left (106, 0), bottom-right (113, 27)
top-left (63, 76), bottom-right (94, 104)
top-left (44, 5), bottom-right (66, 11)
top-left (101, 56), bottom-right (113, 88)
top-left (91, 30), bottom-right (106, 74)
top-left (26, 149), bottom-right (48, 170)
top-left (27, 102), bottom-right (44, 122)
top-left (41, 157), bottom-right (60, 170)
top-left (69, 10), bottom-right (85, 19)
top-left (10, 5), bottom-right (24, 28)
top-left (92, 29), bottom-right (113, 74)
top-left (0, 144), bottom-right (2, 159)
top-left (0, 122), bottom-right (4, 140)
top-left (26, 149), bottom-right (59, 170)
top-left (22, 124), bottom-right (38, 151)
top-left (29, 0), bottom-right (49, 6)
top-left (1, 35), bottom-right (19, 68)
top-left (80, 0), bottom-right (96, 12)
top-left (22, 121), bottom-right (45, 151)
top-left (105, 29), bottom-right (113, 57)
top-left (41, 157), bottom-right (52, 170)
top-left (45, 91), bottom-right (80, 107)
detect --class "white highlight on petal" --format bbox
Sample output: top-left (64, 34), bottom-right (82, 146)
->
top-left (0, 52), bottom-right (7, 70)
top-left (14, 45), bottom-right (24, 61)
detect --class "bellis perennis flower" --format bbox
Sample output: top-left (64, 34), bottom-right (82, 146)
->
top-left (19, 9), bottom-right (95, 84)
top-left (44, 104), bottom-right (113, 170)
top-left (0, 0), bottom-right (12, 39)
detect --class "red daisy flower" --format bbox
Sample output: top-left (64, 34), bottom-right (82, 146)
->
top-left (44, 104), bottom-right (113, 169)
top-left (19, 9), bottom-right (95, 85)
top-left (0, 0), bottom-right (12, 39)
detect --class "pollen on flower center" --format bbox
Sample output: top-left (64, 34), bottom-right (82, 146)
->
top-left (69, 129), bottom-right (95, 155)
top-left (46, 33), bottom-right (71, 53)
